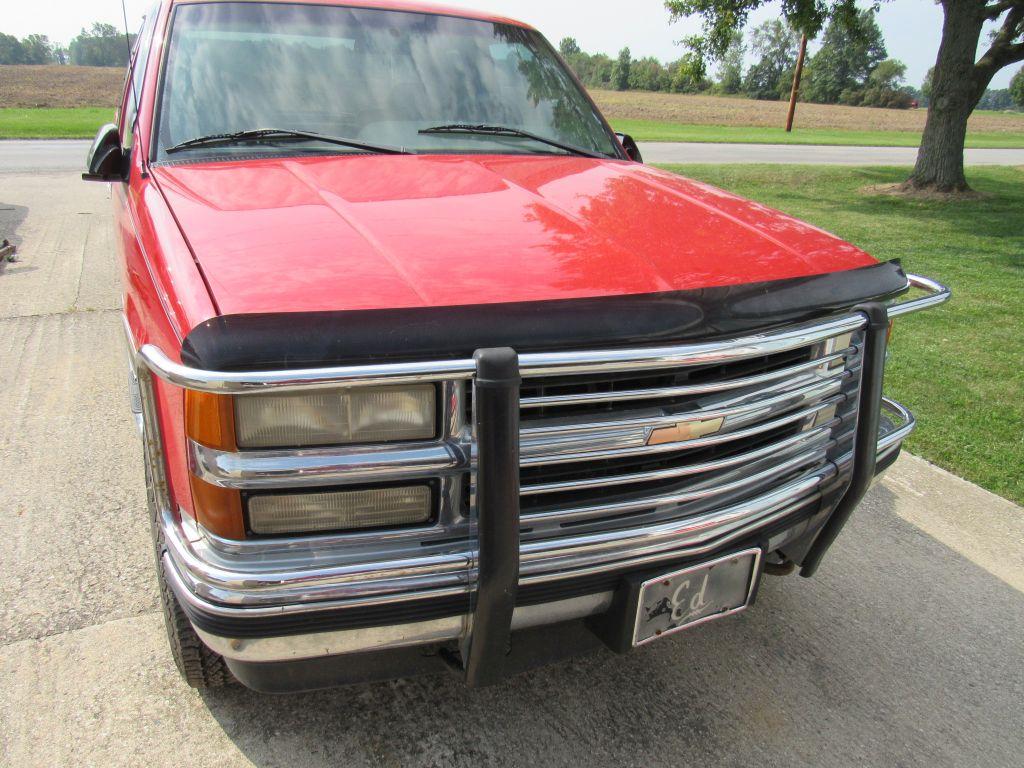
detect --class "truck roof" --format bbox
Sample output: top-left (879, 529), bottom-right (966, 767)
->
top-left (166, 0), bottom-right (533, 29)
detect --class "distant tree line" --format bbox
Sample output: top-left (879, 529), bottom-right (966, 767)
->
top-left (0, 23), bottom-right (134, 66)
top-left (559, 11), bottom-right (1024, 111)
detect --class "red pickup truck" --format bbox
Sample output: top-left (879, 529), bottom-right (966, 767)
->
top-left (85, 0), bottom-right (949, 693)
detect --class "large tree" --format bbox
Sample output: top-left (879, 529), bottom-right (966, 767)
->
top-left (665, 0), bottom-right (1024, 193)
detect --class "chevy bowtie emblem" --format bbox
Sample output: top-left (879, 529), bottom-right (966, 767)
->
top-left (647, 417), bottom-right (725, 446)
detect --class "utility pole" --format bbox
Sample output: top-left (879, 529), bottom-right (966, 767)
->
top-left (786, 34), bottom-right (808, 133)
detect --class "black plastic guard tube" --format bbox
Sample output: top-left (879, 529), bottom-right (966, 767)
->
top-left (800, 303), bottom-right (890, 578)
top-left (464, 347), bottom-right (521, 687)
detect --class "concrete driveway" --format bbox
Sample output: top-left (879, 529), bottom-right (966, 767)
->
top-left (1, 173), bottom-right (1022, 768)
top-left (4, 138), bottom-right (1024, 170)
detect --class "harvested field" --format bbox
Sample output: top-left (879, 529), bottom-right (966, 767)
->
top-left (591, 89), bottom-right (1024, 134)
top-left (0, 65), bottom-right (123, 109)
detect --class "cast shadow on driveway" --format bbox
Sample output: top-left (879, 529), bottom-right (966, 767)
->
top-left (195, 483), bottom-right (1024, 768)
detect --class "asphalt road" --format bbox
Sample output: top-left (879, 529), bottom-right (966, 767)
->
top-left (3, 138), bottom-right (1024, 170)
top-left (1, 173), bottom-right (1022, 768)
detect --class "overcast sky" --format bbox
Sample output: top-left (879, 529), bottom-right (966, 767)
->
top-left (4, 0), bottom-right (1022, 89)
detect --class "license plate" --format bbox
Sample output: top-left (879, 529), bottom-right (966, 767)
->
top-left (632, 549), bottom-right (762, 646)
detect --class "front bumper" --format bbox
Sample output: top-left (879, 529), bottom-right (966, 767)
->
top-left (162, 398), bottom-right (914, 666)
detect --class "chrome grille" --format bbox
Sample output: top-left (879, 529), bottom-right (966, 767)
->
top-left (508, 327), bottom-right (863, 540)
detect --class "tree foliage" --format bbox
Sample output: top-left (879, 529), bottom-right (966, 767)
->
top-left (715, 30), bottom-right (745, 94)
top-left (0, 33), bottom-right (23, 64)
top-left (611, 47), bottom-right (632, 91)
top-left (665, 0), bottom-right (860, 62)
top-left (843, 59), bottom-right (914, 108)
top-left (743, 20), bottom-right (800, 100)
top-left (558, 37), bottom-right (581, 58)
top-left (1011, 68), bottom-right (1024, 108)
top-left (670, 52), bottom-right (709, 92)
top-left (69, 23), bottom-right (133, 67)
top-left (0, 31), bottom-right (56, 64)
top-left (803, 10), bottom-right (887, 104)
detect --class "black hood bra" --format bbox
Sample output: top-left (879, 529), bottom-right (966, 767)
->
top-left (181, 259), bottom-right (909, 372)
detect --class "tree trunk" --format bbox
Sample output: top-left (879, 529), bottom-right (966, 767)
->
top-left (907, 1), bottom-right (992, 192)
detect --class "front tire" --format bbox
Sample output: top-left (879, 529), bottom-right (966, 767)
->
top-left (157, 556), bottom-right (233, 688)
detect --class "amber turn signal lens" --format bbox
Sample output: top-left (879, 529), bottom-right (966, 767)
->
top-left (190, 476), bottom-right (246, 540)
top-left (185, 391), bottom-right (243, 538)
top-left (185, 390), bottom-right (237, 451)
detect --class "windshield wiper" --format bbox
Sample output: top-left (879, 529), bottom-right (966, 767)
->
top-left (165, 128), bottom-right (413, 155)
top-left (418, 124), bottom-right (608, 159)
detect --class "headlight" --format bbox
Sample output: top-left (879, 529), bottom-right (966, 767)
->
top-left (234, 384), bottom-right (436, 449)
top-left (247, 485), bottom-right (432, 535)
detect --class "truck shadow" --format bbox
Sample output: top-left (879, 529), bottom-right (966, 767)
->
top-left (197, 483), bottom-right (1024, 768)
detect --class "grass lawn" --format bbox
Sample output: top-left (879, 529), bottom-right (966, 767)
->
top-left (617, 119), bottom-right (1024, 148)
top-left (657, 163), bottom-right (1024, 504)
top-left (0, 107), bottom-right (113, 139)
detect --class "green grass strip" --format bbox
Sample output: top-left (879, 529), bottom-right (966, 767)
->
top-left (0, 107), bottom-right (114, 139)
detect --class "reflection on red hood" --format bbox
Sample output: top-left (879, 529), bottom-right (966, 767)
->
top-left (152, 154), bottom-right (876, 316)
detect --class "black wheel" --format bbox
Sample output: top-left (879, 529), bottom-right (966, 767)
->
top-left (157, 562), bottom-right (233, 688)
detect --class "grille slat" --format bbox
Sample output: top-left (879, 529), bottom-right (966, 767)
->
top-left (521, 446), bottom-right (829, 526)
top-left (520, 421), bottom-right (835, 497)
top-left (519, 350), bottom-right (852, 413)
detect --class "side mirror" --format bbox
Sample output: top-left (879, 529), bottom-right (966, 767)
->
top-left (615, 133), bottom-right (643, 163)
top-left (83, 123), bottom-right (126, 182)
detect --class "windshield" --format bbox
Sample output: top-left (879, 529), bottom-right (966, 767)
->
top-left (154, 2), bottom-right (620, 161)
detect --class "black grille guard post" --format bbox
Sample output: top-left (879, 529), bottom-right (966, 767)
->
top-left (464, 347), bottom-right (521, 687)
top-left (800, 303), bottom-right (890, 578)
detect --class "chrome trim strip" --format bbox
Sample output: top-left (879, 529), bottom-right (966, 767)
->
top-left (516, 315), bottom-right (866, 378)
top-left (138, 313), bottom-right (867, 393)
top-left (520, 423), bottom-right (836, 496)
top-left (193, 615), bottom-right (464, 663)
top-left (139, 343), bottom-right (477, 394)
top-left (887, 274), bottom-right (951, 319)
top-left (519, 351), bottom-right (851, 409)
top-left (877, 397), bottom-right (915, 452)
top-left (163, 509), bottom-right (473, 606)
top-left (190, 592), bottom-right (614, 663)
top-left (189, 438), bottom-right (466, 490)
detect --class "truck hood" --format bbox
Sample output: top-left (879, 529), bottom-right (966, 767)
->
top-left (152, 154), bottom-right (877, 317)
